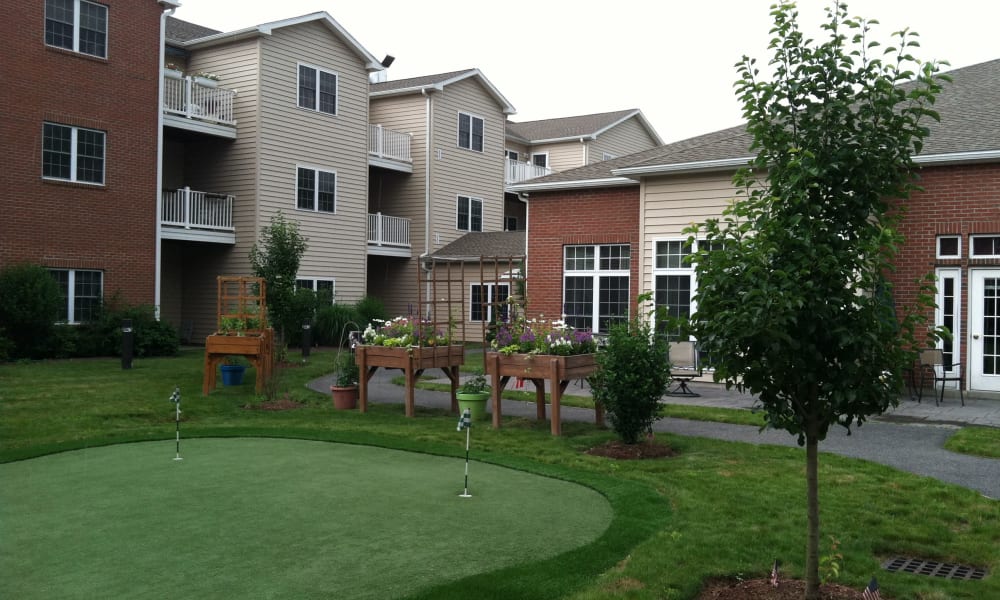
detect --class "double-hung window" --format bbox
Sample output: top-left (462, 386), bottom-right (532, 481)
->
top-left (457, 195), bottom-right (483, 232)
top-left (653, 240), bottom-right (693, 339)
top-left (42, 123), bottom-right (105, 184)
top-left (458, 112), bottom-right (484, 152)
top-left (563, 244), bottom-right (630, 333)
top-left (470, 283), bottom-right (509, 322)
top-left (49, 269), bottom-right (103, 323)
top-left (296, 278), bottom-right (335, 304)
top-left (298, 64), bottom-right (338, 115)
top-left (45, 0), bottom-right (108, 58)
top-left (297, 166), bottom-right (336, 213)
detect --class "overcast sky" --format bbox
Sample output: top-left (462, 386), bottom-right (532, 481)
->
top-left (172, 0), bottom-right (999, 144)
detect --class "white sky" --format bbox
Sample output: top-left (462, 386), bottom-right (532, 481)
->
top-left (172, 0), bottom-right (999, 144)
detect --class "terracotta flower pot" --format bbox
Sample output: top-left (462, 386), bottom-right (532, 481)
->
top-left (331, 385), bottom-right (358, 410)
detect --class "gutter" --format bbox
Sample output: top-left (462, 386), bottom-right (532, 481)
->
top-left (914, 150), bottom-right (1000, 166)
top-left (612, 156), bottom-right (755, 178)
top-left (507, 177), bottom-right (636, 193)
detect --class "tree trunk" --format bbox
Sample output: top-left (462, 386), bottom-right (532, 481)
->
top-left (804, 431), bottom-right (820, 600)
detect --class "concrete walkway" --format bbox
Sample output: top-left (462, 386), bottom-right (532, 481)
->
top-left (307, 367), bottom-right (999, 499)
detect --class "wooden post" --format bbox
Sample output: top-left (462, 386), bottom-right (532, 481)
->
top-left (490, 352), bottom-right (502, 429)
top-left (550, 357), bottom-right (562, 436)
top-left (358, 346), bottom-right (369, 413)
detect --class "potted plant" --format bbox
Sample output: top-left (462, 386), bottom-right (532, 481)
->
top-left (193, 71), bottom-right (219, 88)
top-left (220, 355), bottom-right (248, 386)
top-left (456, 370), bottom-right (490, 421)
top-left (330, 350), bottom-right (359, 409)
top-left (164, 63), bottom-right (183, 79)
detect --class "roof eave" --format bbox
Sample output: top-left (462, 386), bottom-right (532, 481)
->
top-left (612, 156), bottom-right (755, 178)
top-left (914, 150), bottom-right (1000, 166)
top-left (508, 177), bottom-right (637, 193)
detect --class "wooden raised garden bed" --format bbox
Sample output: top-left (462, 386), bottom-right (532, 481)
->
top-left (355, 345), bottom-right (464, 417)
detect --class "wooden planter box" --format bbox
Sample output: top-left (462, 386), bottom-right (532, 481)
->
top-left (485, 351), bottom-right (602, 436)
top-left (202, 331), bottom-right (273, 395)
top-left (355, 345), bottom-right (465, 416)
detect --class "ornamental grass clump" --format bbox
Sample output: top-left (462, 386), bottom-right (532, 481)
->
top-left (361, 316), bottom-right (450, 347)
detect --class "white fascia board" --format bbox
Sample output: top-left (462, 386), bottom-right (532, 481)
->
top-left (507, 177), bottom-right (636, 193)
top-left (914, 150), bottom-right (1000, 166)
top-left (437, 69), bottom-right (516, 115)
top-left (369, 84), bottom-right (443, 98)
top-left (612, 156), bottom-right (754, 178)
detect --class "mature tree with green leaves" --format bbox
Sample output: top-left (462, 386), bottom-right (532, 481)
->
top-left (686, 2), bottom-right (946, 597)
top-left (249, 212), bottom-right (308, 342)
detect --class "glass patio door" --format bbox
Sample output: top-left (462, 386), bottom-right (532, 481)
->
top-left (969, 269), bottom-right (1000, 392)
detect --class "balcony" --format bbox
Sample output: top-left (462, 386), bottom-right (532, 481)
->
top-left (367, 212), bottom-right (411, 257)
top-left (505, 158), bottom-right (553, 185)
top-left (160, 187), bottom-right (235, 244)
top-left (368, 124), bottom-right (413, 173)
top-left (163, 72), bottom-right (237, 139)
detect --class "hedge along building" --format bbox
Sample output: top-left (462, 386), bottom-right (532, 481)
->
top-left (511, 58), bottom-right (1000, 398)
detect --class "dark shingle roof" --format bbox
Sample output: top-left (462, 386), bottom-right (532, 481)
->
top-left (514, 57), bottom-right (1000, 188)
top-left (507, 109), bottom-right (639, 142)
top-left (370, 69), bottom-right (477, 94)
top-left (431, 232), bottom-right (526, 259)
top-left (165, 17), bottom-right (221, 43)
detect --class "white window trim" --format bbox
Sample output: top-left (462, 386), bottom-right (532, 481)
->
top-left (934, 267), bottom-right (962, 378)
top-left (969, 234), bottom-right (1000, 258)
top-left (505, 215), bottom-right (518, 231)
top-left (936, 235), bottom-right (962, 259)
top-left (296, 62), bottom-right (339, 115)
top-left (505, 149), bottom-right (519, 161)
top-left (296, 278), bottom-right (336, 303)
top-left (42, 122), bottom-right (106, 185)
top-left (456, 195), bottom-right (483, 232)
top-left (562, 244), bottom-right (631, 333)
top-left (531, 152), bottom-right (549, 168)
top-left (602, 151), bottom-right (616, 161)
top-left (651, 237), bottom-right (704, 336)
top-left (50, 268), bottom-right (103, 324)
top-left (45, 0), bottom-right (109, 59)
top-left (457, 111), bottom-right (485, 152)
top-left (469, 283), bottom-right (509, 322)
top-left (295, 165), bottom-right (337, 213)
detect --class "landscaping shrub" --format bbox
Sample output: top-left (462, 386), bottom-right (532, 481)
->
top-left (282, 288), bottom-right (322, 346)
top-left (77, 304), bottom-right (180, 358)
top-left (314, 304), bottom-right (361, 347)
top-left (0, 264), bottom-right (62, 359)
top-left (354, 295), bottom-right (387, 329)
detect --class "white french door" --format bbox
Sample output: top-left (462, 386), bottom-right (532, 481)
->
top-left (969, 269), bottom-right (1000, 392)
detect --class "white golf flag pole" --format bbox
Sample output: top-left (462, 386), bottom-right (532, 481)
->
top-left (457, 408), bottom-right (472, 497)
top-left (169, 386), bottom-right (183, 461)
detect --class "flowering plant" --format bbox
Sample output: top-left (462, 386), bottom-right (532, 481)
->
top-left (193, 71), bottom-right (219, 81)
top-left (362, 316), bottom-right (451, 347)
top-left (490, 308), bottom-right (597, 356)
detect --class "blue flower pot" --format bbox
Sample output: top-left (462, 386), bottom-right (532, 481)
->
top-left (220, 364), bottom-right (246, 386)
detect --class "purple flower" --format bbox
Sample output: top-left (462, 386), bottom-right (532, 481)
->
top-left (495, 326), bottom-right (514, 347)
top-left (519, 328), bottom-right (536, 343)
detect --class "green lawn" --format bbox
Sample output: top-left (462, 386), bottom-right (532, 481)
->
top-left (944, 426), bottom-right (1000, 458)
top-left (1, 349), bottom-right (997, 599)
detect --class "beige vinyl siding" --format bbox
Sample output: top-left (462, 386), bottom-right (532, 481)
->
top-left (256, 22), bottom-right (371, 304)
top-left (527, 141), bottom-right (585, 173)
top-left (429, 77), bottom-right (505, 252)
top-left (589, 117), bottom-right (659, 163)
top-left (639, 172), bottom-right (739, 297)
top-left (181, 38), bottom-right (263, 338)
top-left (369, 94), bottom-right (429, 315)
top-left (504, 141), bottom-right (529, 160)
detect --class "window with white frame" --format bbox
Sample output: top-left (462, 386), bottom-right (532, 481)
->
top-left (296, 166), bottom-right (336, 212)
top-left (937, 235), bottom-right (961, 259)
top-left (505, 216), bottom-right (518, 231)
top-left (457, 195), bottom-right (483, 232)
top-left (563, 244), bottom-right (630, 333)
top-left (531, 153), bottom-right (549, 168)
top-left (45, 0), bottom-right (108, 58)
top-left (296, 278), bottom-right (335, 304)
top-left (49, 269), bottom-right (102, 323)
top-left (935, 268), bottom-right (961, 372)
top-left (470, 283), bottom-right (509, 322)
top-left (504, 150), bottom-right (519, 161)
top-left (43, 123), bottom-right (105, 184)
top-left (298, 64), bottom-right (338, 115)
top-left (458, 112), bottom-right (484, 151)
top-left (970, 235), bottom-right (1000, 258)
top-left (602, 152), bottom-right (616, 161)
top-left (653, 239), bottom-right (701, 339)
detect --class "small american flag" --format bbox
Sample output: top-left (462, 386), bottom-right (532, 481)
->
top-left (770, 559), bottom-right (779, 587)
top-left (457, 408), bottom-right (471, 431)
top-left (862, 577), bottom-right (881, 600)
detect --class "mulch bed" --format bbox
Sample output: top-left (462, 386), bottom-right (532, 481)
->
top-left (585, 439), bottom-right (677, 460)
top-left (696, 578), bottom-right (870, 599)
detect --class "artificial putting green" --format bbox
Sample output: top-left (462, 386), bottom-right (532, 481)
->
top-left (1, 438), bottom-right (612, 599)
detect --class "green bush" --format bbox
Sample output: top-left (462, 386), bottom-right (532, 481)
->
top-left (589, 297), bottom-right (671, 444)
top-left (314, 304), bottom-right (361, 347)
top-left (0, 327), bottom-right (13, 362)
top-left (0, 264), bottom-right (62, 359)
top-left (354, 296), bottom-right (387, 329)
top-left (283, 288), bottom-right (322, 346)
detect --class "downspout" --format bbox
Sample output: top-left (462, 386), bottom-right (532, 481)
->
top-left (155, 5), bottom-right (176, 319)
top-left (581, 137), bottom-right (588, 165)
top-left (422, 89), bottom-right (432, 256)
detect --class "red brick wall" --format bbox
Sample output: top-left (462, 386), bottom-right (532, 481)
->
top-left (0, 1), bottom-right (164, 307)
top-left (890, 162), bottom-right (1000, 362)
top-left (525, 186), bottom-right (641, 322)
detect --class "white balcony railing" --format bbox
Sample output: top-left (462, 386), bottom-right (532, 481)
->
top-left (505, 158), bottom-right (553, 184)
top-left (163, 73), bottom-right (237, 126)
top-left (368, 124), bottom-right (412, 163)
top-left (368, 212), bottom-right (410, 248)
top-left (162, 187), bottom-right (234, 232)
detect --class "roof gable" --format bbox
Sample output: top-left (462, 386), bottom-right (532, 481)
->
top-left (370, 69), bottom-right (516, 115)
top-left (431, 232), bottom-right (526, 259)
top-left (507, 109), bottom-right (662, 144)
